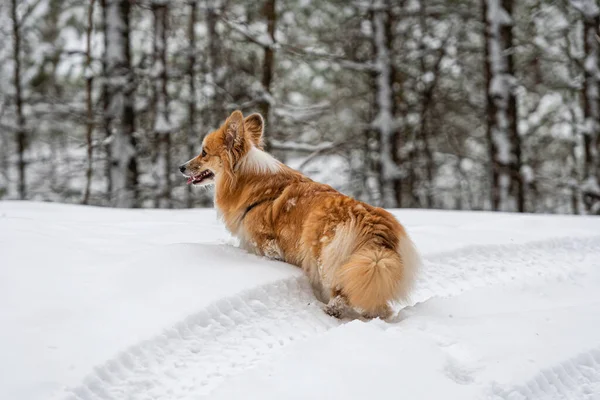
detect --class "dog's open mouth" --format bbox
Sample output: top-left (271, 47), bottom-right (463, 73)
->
top-left (186, 170), bottom-right (215, 185)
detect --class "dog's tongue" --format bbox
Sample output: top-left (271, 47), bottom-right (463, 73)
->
top-left (186, 177), bottom-right (194, 185)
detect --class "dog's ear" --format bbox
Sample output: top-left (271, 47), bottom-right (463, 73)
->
top-left (244, 113), bottom-right (264, 148)
top-left (224, 110), bottom-right (244, 149)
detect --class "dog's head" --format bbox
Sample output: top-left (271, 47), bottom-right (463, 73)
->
top-left (179, 110), bottom-right (265, 186)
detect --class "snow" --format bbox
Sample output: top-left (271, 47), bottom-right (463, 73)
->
top-left (520, 164), bottom-right (534, 184)
top-left (154, 113), bottom-right (172, 134)
top-left (105, 1), bottom-right (125, 65)
top-left (0, 202), bottom-right (298, 400)
top-left (1, 201), bottom-right (600, 400)
top-left (225, 19), bottom-right (275, 48)
top-left (582, 175), bottom-right (600, 195)
top-left (270, 139), bottom-right (334, 152)
top-left (487, 0), bottom-right (513, 26)
top-left (569, 0), bottom-right (600, 20)
top-left (422, 71), bottom-right (435, 84)
top-left (287, 154), bottom-right (349, 191)
top-left (492, 126), bottom-right (511, 164)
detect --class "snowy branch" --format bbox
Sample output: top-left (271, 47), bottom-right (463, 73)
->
top-left (282, 45), bottom-right (379, 73)
top-left (270, 140), bottom-right (336, 152)
top-left (221, 17), bottom-right (277, 49)
top-left (569, 0), bottom-right (600, 20)
top-left (15, 0), bottom-right (44, 29)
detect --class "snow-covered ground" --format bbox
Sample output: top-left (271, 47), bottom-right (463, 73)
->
top-left (1, 201), bottom-right (599, 400)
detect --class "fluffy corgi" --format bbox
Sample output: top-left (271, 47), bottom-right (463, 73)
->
top-left (179, 110), bottom-right (420, 319)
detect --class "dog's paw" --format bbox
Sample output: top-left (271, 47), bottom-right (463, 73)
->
top-left (361, 304), bottom-right (393, 320)
top-left (323, 303), bottom-right (344, 319)
top-left (323, 295), bottom-right (348, 319)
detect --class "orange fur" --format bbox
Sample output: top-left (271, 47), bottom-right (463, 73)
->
top-left (180, 110), bottom-right (420, 319)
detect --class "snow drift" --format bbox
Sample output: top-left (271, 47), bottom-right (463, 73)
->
top-left (0, 201), bottom-right (599, 400)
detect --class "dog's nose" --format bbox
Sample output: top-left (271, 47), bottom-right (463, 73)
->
top-left (179, 164), bottom-right (186, 173)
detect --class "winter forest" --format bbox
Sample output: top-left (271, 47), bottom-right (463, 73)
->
top-left (1, 0), bottom-right (600, 214)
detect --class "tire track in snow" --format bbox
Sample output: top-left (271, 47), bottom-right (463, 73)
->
top-left (57, 277), bottom-right (338, 400)
top-left (56, 236), bottom-right (600, 400)
top-left (409, 236), bottom-right (600, 306)
top-left (488, 347), bottom-right (600, 400)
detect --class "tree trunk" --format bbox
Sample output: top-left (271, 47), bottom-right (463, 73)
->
top-left (372, 0), bottom-right (401, 208)
top-left (418, 1), bottom-right (435, 209)
top-left (82, 0), bottom-right (96, 205)
top-left (482, 0), bottom-right (523, 212)
top-left (101, 1), bottom-right (111, 201)
top-left (186, 0), bottom-right (197, 208)
top-left (206, 5), bottom-right (223, 131)
top-left (575, 1), bottom-right (600, 213)
top-left (101, 0), bottom-right (138, 208)
top-left (152, 1), bottom-right (172, 208)
top-left (101, 0), bottom-right (112, 201)
top-left (11, 0), bottom-right (26, 200)
top-left (503, 0), bottom-right (523, 212)
top-left (0, 131), bottom-right (7, 196)
top-left (387, 2), bottom-right (402, 208)
top-left (260, 0), bottom-right (276, 151)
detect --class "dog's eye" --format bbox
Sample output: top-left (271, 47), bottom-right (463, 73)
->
top-left (201, 149), bottom-right (207, 157)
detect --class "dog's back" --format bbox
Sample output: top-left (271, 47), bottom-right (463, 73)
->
top-left (229, 167), bottom-right (420, 319)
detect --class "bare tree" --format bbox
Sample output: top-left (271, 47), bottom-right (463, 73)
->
top-left (259, 0), bottom-right (276, 151)
top-left (101, 0), bottom-right (112, 199)
top-left (82, 0), bottom-right (96, 205)
top-left (206, 3), bottom-right (223, 132)
top-left (11, 0), bottom-right (27, 200)
top-left (101, 0), bottom-right (139, 207)
top-left (186, 0), bottom-right (197, 208)
top-left (482, 0), bottom-right (523, 212)
top-left (152, 0), bottom-right (172, 208)
top-left (2, 0), bottom-right (595, 214)
top-left (372, 0), bottom-right (402, 208)
top-left (416, 1), bottom-right (442, 209)
top-left (571, 0), bottom-right (600, 213)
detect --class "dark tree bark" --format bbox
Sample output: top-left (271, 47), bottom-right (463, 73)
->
top-left (417, 1), bottom-right (435, 209)
top-left (82, 0), bottom-right (96, 205)
top-left (206, 4), bottom-right (223, 132)
top-left (482, 0), bottom-right (494, 209)
top-left (11, 0), bottom-right (27, 200)
top-left (259, 0), bottom-right (276, 151)
top-left (482, 0), bottom-right (524, 212)
top-left (101, 0), bottom-right (112, 201)
top-left (101, 0), bottom-right (138, 208)
top-left (186, 0), bottom-right (197, 208)
top-left (371, 0), bottom-right (401, 208)
top-left (386, 2), bottom-right (402, 208)
top-left (503, 0), bottom-right (523, 213)
top-left (573, 1), bottom-right (600, 213)
top-left (152, 1), bottom-right (172, 208)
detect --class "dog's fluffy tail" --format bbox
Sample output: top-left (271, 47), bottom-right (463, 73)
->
top-left (335, 235), bottom-right (420, 317)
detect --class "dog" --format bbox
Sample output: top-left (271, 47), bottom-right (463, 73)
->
top-left (179, 110), bottom-right (420, 319)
